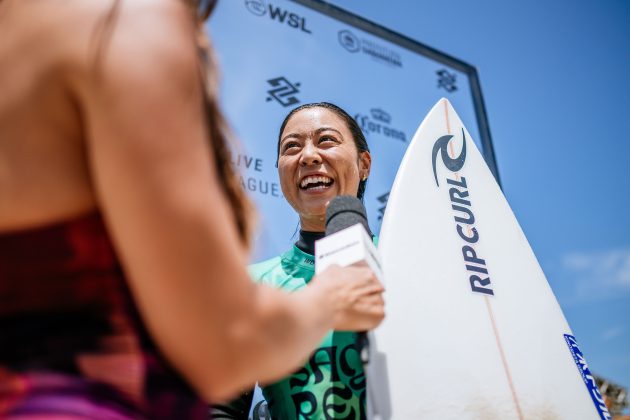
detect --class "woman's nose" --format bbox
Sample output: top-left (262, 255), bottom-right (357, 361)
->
top-left (299, 142), bottom-right (321, 166)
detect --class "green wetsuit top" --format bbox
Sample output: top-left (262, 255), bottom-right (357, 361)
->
top-left (250, 244), bottom-right (366, 420)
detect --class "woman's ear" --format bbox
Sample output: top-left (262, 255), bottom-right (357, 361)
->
top-left (359, 151), bottom-right (372, 180)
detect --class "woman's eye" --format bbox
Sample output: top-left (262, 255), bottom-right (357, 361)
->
top-left (319, 136), bottom-right (336, 144)
top-left (282, 142), bottom-right (299, 153)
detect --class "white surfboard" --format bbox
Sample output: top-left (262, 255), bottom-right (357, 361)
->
top-left (366, 98), bottom-right (610, 419)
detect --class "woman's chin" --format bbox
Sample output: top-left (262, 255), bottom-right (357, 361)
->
top-left (296, 191), bottom-right (336, 217)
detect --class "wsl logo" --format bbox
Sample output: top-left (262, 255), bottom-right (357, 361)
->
top-left (245, 0), bottom-right (266, 16)
top-left (432, 130), bottom-right (494, 296)
top-left (245, 0), bottom-right (312, 34)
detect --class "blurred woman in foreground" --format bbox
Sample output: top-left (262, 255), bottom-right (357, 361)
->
top-left (0, 0), bottom-right (384, 418)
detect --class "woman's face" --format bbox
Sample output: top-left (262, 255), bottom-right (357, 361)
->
top-left (278, 107), bottom-right (371, 230)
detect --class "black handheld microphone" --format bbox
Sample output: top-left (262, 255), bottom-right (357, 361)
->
top-left (315, 195), bottom-right (382, 365)
top-left (325, 195), bottom-right (372, 237)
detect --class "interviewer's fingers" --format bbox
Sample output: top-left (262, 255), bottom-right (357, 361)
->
top-left (354, 281), bottom-right (385, 296)
top-left (309, 264), bottom-right (385, 331)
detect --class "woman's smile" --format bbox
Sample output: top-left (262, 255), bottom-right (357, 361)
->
top-left (298, 174), bottom-right (335, 195)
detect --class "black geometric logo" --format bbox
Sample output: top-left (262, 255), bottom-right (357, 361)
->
top-left (266, 77), bottom-right (301, 107)
top-left (377, 192), bottom-right (390, 222)
top-left (338, 29), bottom-right (361, 53)
top-left (436, 69), bottom-right (458, 93)
top-left (245, 0), bottom-right (267, 16)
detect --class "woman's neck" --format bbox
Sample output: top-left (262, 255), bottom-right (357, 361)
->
top-left (298, 215), bottom-right (325, 232)
top-left (295, 230), bottom-right (325, 255)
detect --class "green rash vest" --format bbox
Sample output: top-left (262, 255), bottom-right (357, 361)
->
top-left (249, 245), bottom-right (366, 420)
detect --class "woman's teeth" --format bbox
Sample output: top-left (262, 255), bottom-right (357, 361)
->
top-left (300, 176), bottom-right (333, 189)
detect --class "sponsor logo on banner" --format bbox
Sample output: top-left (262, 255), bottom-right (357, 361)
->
top-left (376, 192), bottom-right (390, 222)
top-left (564, 334), bottom-right (612, 419)
top-left (338, 29), bottom-right (402, 67)
top-left (230, 152), bottom-right (282, 198)
top-left (354, 108), bottom-right (406, 143)
top-left (437, 68), bottom-right (458, 93)
top-left (244, 0), bottom-right (312, 34)
top-left (338, 30), bottom-right (360, 53)
top-left (266, 77), bottom-right (301, 107)
top-left (245, 0), bottom-right (266, 16)
top-left (432, 130), bottom-right (494, 296)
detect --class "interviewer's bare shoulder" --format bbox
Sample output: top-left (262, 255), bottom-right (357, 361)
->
top-left (0, 0), bottom-right (200, 228)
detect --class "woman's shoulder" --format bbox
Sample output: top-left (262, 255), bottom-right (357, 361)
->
top-left (249, 254), bottom-right (294, 290)
top-left (248, 253), bottom-right (285, 281)
top-left (248, 247), bottom-right (314, 291)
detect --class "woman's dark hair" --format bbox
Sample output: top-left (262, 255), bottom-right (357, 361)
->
top-left (196, 0), bottom-right (218, 20)
top-left (277, 102), bottom-right (370, 200)
top-left (94, 0), bottom-right (255, 247)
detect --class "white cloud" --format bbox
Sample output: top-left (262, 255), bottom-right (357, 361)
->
top-left (601, 326), bottom-right (624, 341)
top-left (562, 247), bottom-right (630, 301)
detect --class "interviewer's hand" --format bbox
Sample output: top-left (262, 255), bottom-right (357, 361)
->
top-left (310, 264), bottom-right (385, 331)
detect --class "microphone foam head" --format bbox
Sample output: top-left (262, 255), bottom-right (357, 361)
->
top-left (325, 195), bottom-right (370, 236)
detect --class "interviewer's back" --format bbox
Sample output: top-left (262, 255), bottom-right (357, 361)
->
top-left (0, 3), bottom-right (212, 418)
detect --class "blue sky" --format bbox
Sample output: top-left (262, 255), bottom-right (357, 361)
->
top-left (321, 0), bottom-right (630, 401)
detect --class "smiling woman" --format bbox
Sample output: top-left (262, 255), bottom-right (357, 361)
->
top-left (212, 103), bottom-right (379, 420)
top-left (277, 102), bottom-right (372, 232)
